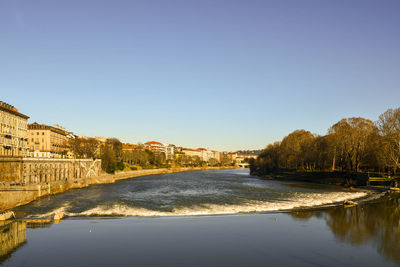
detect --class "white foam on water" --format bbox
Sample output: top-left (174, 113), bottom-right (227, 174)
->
top-left (67, 191), bottom-right (368, 217)
top-left (27, 202), bottom-right (71, 218)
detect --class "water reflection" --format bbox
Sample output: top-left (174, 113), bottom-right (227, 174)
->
top-left (290, 193), bottom-right (400, 265)
top-left (1, 193), bottom-right (399, 266)
top-left (0, 221), bottom-right (27, 263)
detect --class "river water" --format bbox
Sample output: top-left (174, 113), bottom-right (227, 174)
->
top-left (12, 169), bottom-right (367, 217)
top-left (2, 169), bottom-right (399, 266)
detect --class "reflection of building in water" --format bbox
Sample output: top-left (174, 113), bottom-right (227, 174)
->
top-left (0, 221), bottom-right (27, 262)
top-left (26, 220), bottom-right (52, 229)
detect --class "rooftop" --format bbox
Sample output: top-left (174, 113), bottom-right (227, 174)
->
top-left (145, 141), bottom-right (163, 145)
top-left (0, 101), bottom-right (29, 119)
top-left (28, 123), bottom-right (67, 136)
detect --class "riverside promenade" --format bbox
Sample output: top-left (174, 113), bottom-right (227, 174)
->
top-left (0, 167), bottom-right (231, 212)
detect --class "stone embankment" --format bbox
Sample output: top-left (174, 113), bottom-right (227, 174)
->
top-left (0, 167), bottom-right (231, 213)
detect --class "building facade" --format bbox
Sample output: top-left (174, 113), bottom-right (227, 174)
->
top-left (144, 141), bottom-right (165, 152)
top-left (28, 123), bottom-right (70, 158)
top-left (0, 101), bottom-right (29, 157)
top-left (122, 143), bottom-right (140, 151)
top-left (181, 148), bottom-right (202, 158)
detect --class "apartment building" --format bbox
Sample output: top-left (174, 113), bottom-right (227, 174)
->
top-left (144, 141), bottom-right (165, 152)
top-left (28, 123), bottom-right (70, 158)
top-left (0, 101), bottom-right (29, 157)
top-left (122, 143), bottom-right (140, 151)
top-left (181, 148), bottom-right (202, 158)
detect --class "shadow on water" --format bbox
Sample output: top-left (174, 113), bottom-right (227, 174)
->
top-left (289, 192), bottom-right (400, 265)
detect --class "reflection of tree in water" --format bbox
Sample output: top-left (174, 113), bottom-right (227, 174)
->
top-left (290, 193), bottom-right (400, 265)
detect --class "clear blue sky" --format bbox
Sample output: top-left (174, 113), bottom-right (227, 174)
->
top-left (1, 0), bottom-right (399, 151)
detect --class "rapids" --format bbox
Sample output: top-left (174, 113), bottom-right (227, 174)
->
top-left (13, 169), bottom-right (368, 217)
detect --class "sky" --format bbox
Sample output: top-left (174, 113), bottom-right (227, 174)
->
top-left (1, 0), bottom-right (399, 151)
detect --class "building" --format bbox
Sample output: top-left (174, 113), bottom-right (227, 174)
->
top-left (212, 151), bottom-right (221, 162)
top-left (227, 152), bottom-right (238, 162)
top-left (174, 147), bottom-right (221, 163)
top-left (181, 148), bottom-right (202, 158)
top-left (143, 141), bottom-right (177, 159)
top-left (165, 144), bottom-right (175, 160)
top-left (122, 143), bottom-right (140, 151)
top-left (144, 141), bottom-right (165, 152)
top-left (0, 101), bottom-right (29, 157)
top-left (27, 123), bottom-right (70, 158)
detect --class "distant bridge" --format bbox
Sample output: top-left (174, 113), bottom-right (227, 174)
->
top-left (237, 163), bottom-right (250, 168)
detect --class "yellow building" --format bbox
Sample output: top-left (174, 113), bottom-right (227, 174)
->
top-left (0, 101), bottom-right (29, 157)
top-left (28, 123), bottom-right (70, 158)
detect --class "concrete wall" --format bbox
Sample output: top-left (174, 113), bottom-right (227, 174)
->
top-left (0, 157), bottom-right (23, 183)
top-left (0, 158), bottom-right (101, 185)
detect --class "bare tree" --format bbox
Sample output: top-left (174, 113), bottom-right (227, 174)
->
top-left (329, 117), bottom-right (377, 172)
top-left (377, 108), bottom-right (400, 174)
top-left (69, 137), bottom-right (99, 159)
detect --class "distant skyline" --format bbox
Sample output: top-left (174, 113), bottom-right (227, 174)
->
top-left (1, 0), bottom-right (400, 151)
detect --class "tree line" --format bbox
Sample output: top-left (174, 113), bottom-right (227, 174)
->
top-left (69, 138), bottom-right (236, 173)
top-left (250, 108), bottom-right (400, 176)
top-left (69, 137), bottom-right (124, 173)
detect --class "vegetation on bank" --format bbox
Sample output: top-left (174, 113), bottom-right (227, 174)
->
top-left (70, 137), bottom-right (125, 173)
top-left (250, 107), bottom-right (400, 181)
top-left (122, 149), bottom-right (235, 171)
top-left (70, 138), bottom-right (236, 174)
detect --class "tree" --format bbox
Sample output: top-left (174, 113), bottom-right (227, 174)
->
top-left (107, 138), bottom-right (122, 162)
top-left (208, 158), bottom-right (219, 167)
top-left (250, 142), bottom-right (281, 174)
top-left (100, 143), bottom-right (116, 173)
top-left (279, 130), bottom-right (316, 170)
top-left (98, 138), bottom-right (123, 173)
top-left (218, 154), bottom-right (235, 166)
top-left (328, 117), bottom-right (377, 172)
top-left (69, 137), bottom-right (99, 159)
top-left (377, 108), bottom-right (400, 174)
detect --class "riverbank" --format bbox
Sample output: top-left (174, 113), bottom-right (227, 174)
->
top-left (254, 170), bottom-right (374, 187)
top-left (0, 166), bottom-right (235, 213)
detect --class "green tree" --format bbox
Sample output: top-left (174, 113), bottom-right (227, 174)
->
top-left (100, 143), bottom-right (117, 173)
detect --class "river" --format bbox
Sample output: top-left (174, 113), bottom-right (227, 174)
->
top-left (11, 169), bottom-right (368, 217)
top-left (1, 169), bottom-right (399, 266)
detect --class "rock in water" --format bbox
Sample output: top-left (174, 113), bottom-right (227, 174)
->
top-left (343, 200), bottom-right (357, 207)
top-left (54, 212), bottom-right (65, 221)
